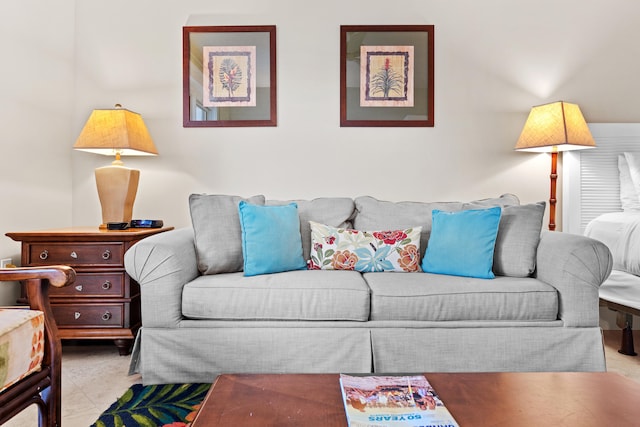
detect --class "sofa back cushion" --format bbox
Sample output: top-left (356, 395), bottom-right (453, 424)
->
top-left (353, 196), bottom-right (462, 259)
top-left (355, 194), bottom-right (523, 271)
top-left (461, 193), bottom-right (520, 209)
top-left (189, 194), bottom-right (265, 274)
top-left (267, 198), bottom-right (355, 261)
top-left (462, 198), bottom-right (544, 277)
top-left (492, 202), bottom-right (545, 277)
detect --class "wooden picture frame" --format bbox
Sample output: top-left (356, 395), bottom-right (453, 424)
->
top-left (183, 26), bottom-right (277, 127)
top-left (340, 25), bottom-right (434, 127)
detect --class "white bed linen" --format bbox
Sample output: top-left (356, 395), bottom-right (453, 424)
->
top-left (586, 212), bottom-right (640, 311)
top-left (599, 269), bottom-right (640, 311)
top-left (585, 211), bottom-right (640, 275)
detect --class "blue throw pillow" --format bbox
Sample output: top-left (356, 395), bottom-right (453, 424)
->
top-left (421, 206), bottom-right (502, 279)
top-left (238, 201), bottom-right (307, 276)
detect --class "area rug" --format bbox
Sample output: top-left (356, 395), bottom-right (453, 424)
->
top-left (91, 383), bottom-right (211, 427)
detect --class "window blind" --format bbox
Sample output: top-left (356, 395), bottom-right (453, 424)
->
top-left (563, 123), bottom-right (640, 234)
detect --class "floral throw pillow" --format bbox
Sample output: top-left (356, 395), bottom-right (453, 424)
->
top-left (309, 221), bottom-right (422, 272)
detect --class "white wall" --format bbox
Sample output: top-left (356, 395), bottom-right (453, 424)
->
top-left (3, 0), bottom-right (640, 307)
top-left (70, 0), bottom-right (640, 229)
top-left (0, 1), bottom-right (75, 304)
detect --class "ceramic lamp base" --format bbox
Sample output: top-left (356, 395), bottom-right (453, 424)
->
top-left (95, 165), bottom-right (140, 228)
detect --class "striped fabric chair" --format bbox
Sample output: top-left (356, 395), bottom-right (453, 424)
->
top-left (0, 266), bottom-right (75, 427)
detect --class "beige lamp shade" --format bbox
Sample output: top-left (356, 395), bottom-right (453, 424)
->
top-left (514, 101), bottom-right (596, 153)
top-left (514, 101), bottom-right (595, 231)
top-left (74, 106), bottom-right (158, 228)
top-left (74, 106), bottom-right (158, 159)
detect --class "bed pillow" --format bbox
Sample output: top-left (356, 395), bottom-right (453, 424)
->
top-left (189, 194), bottom-right (265, 274)
top-left (421, 206), bottom-right (502, 279)
top-left (493, 202), bottom-right (545, 277)
top-left (238, 201), bottom-right (306, 276)
top-left (309, 221), bottom-right (422, 272)
top-left (619, 154), bottom-right (640, 211)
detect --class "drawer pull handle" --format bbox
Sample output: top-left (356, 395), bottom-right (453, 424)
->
top-left (102, 250), bottom-right (111, 260)
top-left (39, 250), bottom-right (49, 260)
top-left (74, 312), bottom-right (81, 320)
top-left (101, 311), bottom-right (112, 321)
top-left (75, 285), bottom-right (83, 292)
top-left (70, 251), bottom-right (78, 259)
top-left (102, 281), bottom-right (112, 290)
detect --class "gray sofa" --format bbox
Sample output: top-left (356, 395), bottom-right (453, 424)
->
top-left (125, 195), bottom-right (613, 385)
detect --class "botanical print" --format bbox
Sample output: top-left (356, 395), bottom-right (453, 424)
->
top-left (309, 221), bottom-right (422, 272)
top-left (203, 46), bottom-right (257, 107)
top-left (360, 45), bottom-right (414, 107)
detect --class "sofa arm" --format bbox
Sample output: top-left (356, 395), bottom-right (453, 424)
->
top-left (536, 231), bottom-right (613, 327)
top-left (125, 227), bottom-right (199, 328)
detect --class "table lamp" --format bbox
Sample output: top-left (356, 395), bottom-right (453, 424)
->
top-left (515, 101), bottom-right (595, 231)
top-left (74, 105), bottom-right (158, 228)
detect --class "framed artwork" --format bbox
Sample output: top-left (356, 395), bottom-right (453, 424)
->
top-left (340, 25), bottom-right (434, 127)
top-left (202, 46), bottom-right (256, 107)
top-left (183, 26), bottom-right (276, 127)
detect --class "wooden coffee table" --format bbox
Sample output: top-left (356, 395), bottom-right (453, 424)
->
top-left (191, 372), bottom-right (640, 426)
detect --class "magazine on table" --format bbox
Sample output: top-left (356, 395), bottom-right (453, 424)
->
top-left (339, 374), bottom-right (459, 427)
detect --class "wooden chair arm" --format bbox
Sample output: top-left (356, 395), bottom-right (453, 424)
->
top-left (0, 266), bottom-right (75, 288)
top-left (0, 265), bottom-right (75, 426)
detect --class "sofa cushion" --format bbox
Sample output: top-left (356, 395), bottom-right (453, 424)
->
top-left (353, 194), bottom-right (519, 258)
top-left (492, 202), bottom-right (545, 277)
top-left (461, 193), bottom-right (520, 209)
top-left (238, 201), bottom-right (307, 276)
top-left (189, 194), bottom-right (265, 275)
top-left (309, 221), bottom-right (421, 272)
top-left (422, 207), bottom-right (502, 279)
top-left (354, 196), bottom-right (462, 258)
top-left (267, 198), bottom-right (356, 261)
top-left (0, 308), bottom-right (45, 393)
top-left (364, 272), bottom-right (558, 322)
top-left (182, 270), bottom-right (370, 321)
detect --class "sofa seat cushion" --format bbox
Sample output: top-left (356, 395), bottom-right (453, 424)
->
top-left (182, 270), bottom-right (370, 321)
top-left (364, 272), bottom-right (558, 321)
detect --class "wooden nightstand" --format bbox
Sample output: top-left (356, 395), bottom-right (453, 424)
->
top-left (6, 226), bottom-right (173, 355)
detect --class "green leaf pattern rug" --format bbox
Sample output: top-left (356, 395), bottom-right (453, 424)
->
top-left (92, 383), bottom-right (210, 427)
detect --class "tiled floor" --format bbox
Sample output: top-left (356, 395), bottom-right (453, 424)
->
top-left (601, 329), bottom-right (640, 382)
top-left (5, 330), bottom-right (640, 427)
top-left (5, 343), bottom-right (141, 427)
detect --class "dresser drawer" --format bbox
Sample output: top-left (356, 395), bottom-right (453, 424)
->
top-left (52, 304), bottom-right (124, 327)
top-left (7, 226), bottom-right (172, 355)
top-left (29, 243), bottom-right (124, 266)
top-left (49, 272), bottom-right (124, 298)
